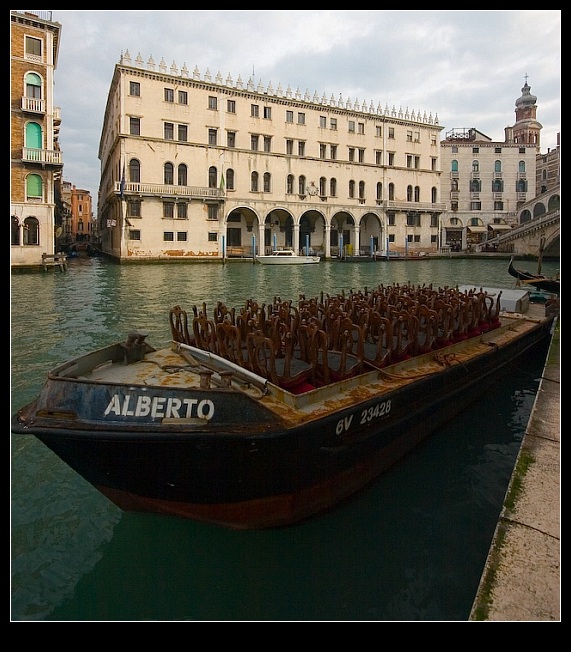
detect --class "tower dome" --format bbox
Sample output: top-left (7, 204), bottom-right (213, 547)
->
top-left (515, 80), bottom-right (537, 109)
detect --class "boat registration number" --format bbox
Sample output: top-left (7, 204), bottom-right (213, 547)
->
top-left (336, 400), bottom-right (392, 435)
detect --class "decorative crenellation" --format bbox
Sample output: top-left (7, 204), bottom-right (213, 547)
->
top-left (120, 50), bottom-right (439, 126)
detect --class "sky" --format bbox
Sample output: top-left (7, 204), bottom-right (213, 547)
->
top-left (51, 10), bottom-right (561, 205)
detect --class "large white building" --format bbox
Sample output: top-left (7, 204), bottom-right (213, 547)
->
top-left (97, 51), bottom-right (446, 261)
top-left (439, 80), bottom-right (542, 251)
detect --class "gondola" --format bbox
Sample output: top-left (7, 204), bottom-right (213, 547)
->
top-left (508, 257), bottom-right (560, 294)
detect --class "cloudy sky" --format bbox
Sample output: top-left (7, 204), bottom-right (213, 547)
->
top-left (51, 10), bottom-right (560, 204)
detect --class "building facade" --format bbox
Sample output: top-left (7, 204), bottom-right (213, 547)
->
top-left (60, 181), bottom-right (94, 245)
top-left (439, 80), bottom-right (543, 251)
top-left (97, 52), bottom-right (446, 261)
top-left (10, 10), bottom-right (63, 268)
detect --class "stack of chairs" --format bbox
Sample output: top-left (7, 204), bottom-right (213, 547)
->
top-left (168, 284), bottom-right (503, 393)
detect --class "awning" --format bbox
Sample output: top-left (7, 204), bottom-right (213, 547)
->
top-left (467, 226), bottom-right (487, 233)
top-left (488, 224), bottom-right (512, 230)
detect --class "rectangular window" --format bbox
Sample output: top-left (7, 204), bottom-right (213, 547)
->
top-left (263, 136), bottom-right (272, 152)
top-left (388, 127), bottom-right (395, 139)
top-left (251, 135), bottom-right (259, 151)
top-left (286, 110), bottom-right (294, 123)
top-left (330, 145), bottom-right (337, 160)
top-left (407, 155), bottom-right (413, 168)
top-left (176, 203), bottom-right (188, 219)
top-left (330, 118), bottom-right (337, 131)
top-left (320, 116), bottom-right (327, 128)
top-left (130, 81), bottom-right (140, 96)
top-left (358, 149), bottom-right (365, 163)
top-left (375, 150), bottom-right (383, 165)
top-left (178, 90), bottom-right (188, 105)
top-left (388, 212), bottom-right (396, 226)
top-left (227, 99), bottom-right (236, 113)
top-left (388, 152), bottom-right (395, 166)
top-left (208, 204), bottom-right (219, 220)
top-left (251, 104), bottom-right (259, 118)
top-left (163, 202), bottom-right (175, 218)
top-left (164, 122), bottom-right (174, 140)
top-left (472, 147), bottom-right (479, 154)
top-left (320, 144), bottom-right (327, 158)
top-left (177, 232), bottom-right (187, 241)
top-left (470, 202), bottom-right (482, 210)
top-left (376, 126), bottom-right (382, 138)
top-left (208, 129), bottom-right (217, 146)
top-left (128, 229), bottom-right (141, 240)
top-left (129, 117), bottom-right (140, 136)
top-left (519, 147), bottom-right (526, 154)
top-left (25, 36), bottom-right (42, 57)
top-left (431, 157), bottom-right (437, 171)
top-left (227, 131), bottom-right (236, 148)
top-left (298, 141), bottom-right (305, 156)
top-left (348, 120), bottom-right (355, 133)
top-left (286, 139), bottom-right (294, 155)
top-left (494, 201), bottom-right (504, 210)
top-left (495, 147), bottom-right (502, 154)
top-left (127, 200), bottom-right (141, 217)
top-left (178, 124), bottom-right (188, 142)
top-left (298, 112), bottom-right (305, 125)
top-left (263, 106), bottom-right (272, 119)
top-left (407, 130), bottom-right (413, 142)
top-left (164, 88), bottom-right (174, 103)
top-left (358, 122), bottom-right (365, 135)
top-left (414, 156), bottom-right (420, 169)
top-left (414, 132), bottom-right (420, 142)
top-left (163, 231), bottom-right (174, 242)
top-left (208, 232), bottom-right (218, 242)
top-left (431, 135), bottom-right (437, 146)
top-left (208, 96), bottom-right (218, 110)
top-left (348, 147), bottom-right (355, 162)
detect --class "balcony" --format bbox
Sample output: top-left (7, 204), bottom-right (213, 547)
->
top-left (21, 97), bottom-right (45, 113)
top-left (22, 147), bottom-right (62, 166)
top-left (386, 200), bottom-right (447, 212)
top-left (115, 181), bottom-right (225, 200)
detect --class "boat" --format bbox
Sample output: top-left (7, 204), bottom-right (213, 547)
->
top-left (508, 257), bottom-right (560, 294)
top-left (256, 249), bottom-right (320, 265)
top-left (12, 284), bottom-right (559, 530)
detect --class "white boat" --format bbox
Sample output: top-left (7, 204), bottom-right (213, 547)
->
top-left (256, 249), bottom-right (320, 265)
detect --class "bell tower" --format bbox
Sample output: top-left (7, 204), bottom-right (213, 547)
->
top-left (510, 75), bottom-right (542, 150)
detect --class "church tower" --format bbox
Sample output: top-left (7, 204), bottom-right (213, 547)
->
top-left (505, 76), bottom-right (542, 150)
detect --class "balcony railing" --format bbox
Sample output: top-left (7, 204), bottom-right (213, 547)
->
top-left (22, 147), bottom-right (62, 165)
top-left (115, 181), bottom-right (225, 199)
top-left (386, 200), bottom-right (446, 212)
top-left (21, 97), bottom-right (45, 113)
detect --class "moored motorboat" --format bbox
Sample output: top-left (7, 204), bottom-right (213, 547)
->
top-left (256, 249), bottom-right (320, 264)
top-left (12, 284), bottom-right (559, 530)
top-left (508, 257), bottom-right (560, 294)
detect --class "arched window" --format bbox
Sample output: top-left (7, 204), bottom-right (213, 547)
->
top-left (25, 72), bottom-right (42, 99)
top-left (388, 183), bottom-right (395, 200)
top-left (414, 186), bottom-right (420, 202)
top-left (494, 160), bottom-right (502, 173)
top-left (518, 160), bottom-right (526, 173)
top-left (23, 216), bottom-right (39, 245)
top-left (516, 179), bottom-right (527, 192)
top-left (451, 179), bottom-right (459, 191)
top-left (164, 162), bottom-right (174, 185)
top-left (348, 180), bottom-right (355, 198)
top-left (470, 179), bottom-right (481, 192)
top-left (26, 174), bottom-right (42, 200)
top-left (177, 164), bottom-right (187, 186)
top-left (376, 182), bottom-right (382, 201)
top-left (472, 160), bottom-right (479, 172)
top-left (263, 172), bottom-right (271, 192)
top-left (492, 179), bottom-right (503, 192)
top-left (251, 171), bottom-right (259, 192)
top-left (226, 168), bottom-right (234, 191)
top-left (25, 122), bottom-right (42, 149)
top-left (319, 177), bottom-right (327, 196)
top-left (431, 187), bottom-right (437, 203)
top-left (298, 175), bottom-right (306, 195)
top-left (209, 166), bottom-right (217, 188)
top-left (451, 160), bottom-right (459, 172)
top-left (358, 181), bottom-right (365, 199)
top-left (11, 216), bottom-right (20, 245)
top-left (407, 185), bottom-right (413, 201)
top-left (286, 174), bottom-right (294, 194)
top-left (329, 178), bottom-right (337, 197)
top-left (129, 159), bottom-right (140, 183)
